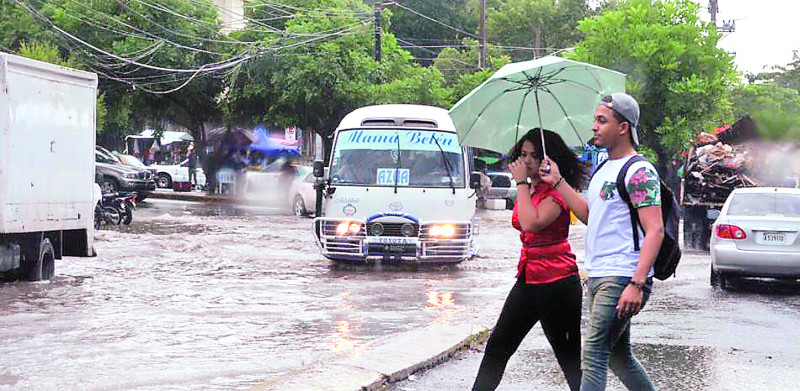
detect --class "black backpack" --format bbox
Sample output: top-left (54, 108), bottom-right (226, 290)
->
top-left (592, 155), bottom-right (682, 280)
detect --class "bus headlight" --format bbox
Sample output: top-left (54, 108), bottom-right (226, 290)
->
top-left (428, 224), bottom-right (456, 238)
top-left (336, 221), bottom-right (362, 236)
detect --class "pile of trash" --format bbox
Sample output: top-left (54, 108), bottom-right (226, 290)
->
top-left (683, 134), bottom-right (758, 205)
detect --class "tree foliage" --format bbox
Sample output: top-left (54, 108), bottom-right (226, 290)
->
top-left (227, 0), bottom-right (450, 154)
top-left (486, 0), bottom-right (594, 61)
top-left (569, 0), bottom-right (738, 166)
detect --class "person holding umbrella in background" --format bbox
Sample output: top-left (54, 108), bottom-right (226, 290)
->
top-left (539, 93), bottom-right (662, 391)
top-left (472, 128), bottom-right (586, 391)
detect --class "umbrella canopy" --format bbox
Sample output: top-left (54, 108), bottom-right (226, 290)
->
top-left (449, 56), bottom-right (626, 155)
top-left (205, 127), bottom-right (257, 150)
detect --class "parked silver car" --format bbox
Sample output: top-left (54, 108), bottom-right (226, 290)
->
top-left (710, 187), bottom-right (800, 289)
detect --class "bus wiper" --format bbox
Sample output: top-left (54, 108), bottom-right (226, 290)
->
top-left (394, 131), bottom-right (401, 194)
top-left (432, 134), bottom-right (456, 194)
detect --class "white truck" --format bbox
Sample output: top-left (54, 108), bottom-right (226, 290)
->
top-left (312, 104), bottom-right (480, 263)
top-left (0, 52), bottom-right (97, 281)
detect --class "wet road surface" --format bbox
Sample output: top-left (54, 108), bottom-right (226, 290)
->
top-left (2, 198), bottom-right (799, 390)
top-left (0, 199), bottom-right (522, 390)
top-left (389, 251), bottom-right (800, 390)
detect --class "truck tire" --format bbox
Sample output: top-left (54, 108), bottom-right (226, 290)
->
top-left (22, 238), bottom-right (55, 281)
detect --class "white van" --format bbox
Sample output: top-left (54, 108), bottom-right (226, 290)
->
top-left (312, 104), bottom-right (480, 263)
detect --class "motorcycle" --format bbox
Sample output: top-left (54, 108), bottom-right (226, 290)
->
top-left (94, 192), bottom-right (136, 228)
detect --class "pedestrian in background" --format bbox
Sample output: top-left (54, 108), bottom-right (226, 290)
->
top-left (540, 93), bottom-right (662, 391)
top-left (472, 128), bottom-right (585, 391)
top-left (187, 142), bottom-right (197, 189)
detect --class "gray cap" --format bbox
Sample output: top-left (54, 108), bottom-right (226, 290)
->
top-left (600, 93), bottom-right (640, 146)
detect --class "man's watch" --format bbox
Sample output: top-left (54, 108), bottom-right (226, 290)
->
top-left (628, 280), bottom-right (645, 290)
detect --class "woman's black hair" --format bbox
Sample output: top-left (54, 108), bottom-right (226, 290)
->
top-left (508, 128), bottom-right (587, 189)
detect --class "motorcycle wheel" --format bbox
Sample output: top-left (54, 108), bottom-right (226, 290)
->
top-left (94, 204), bottom-right (103, 230)
top-left (102, 206), bottom-right (122, 225)
top-left (121, 207), bottom-right (133, 225)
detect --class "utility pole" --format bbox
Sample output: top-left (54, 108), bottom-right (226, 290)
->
top-left (375, 2), bottom-right (382, 62)
top-left (479, 0), bottom-right (486, 69)
top-left (709, 0), bottom-right (718, 28)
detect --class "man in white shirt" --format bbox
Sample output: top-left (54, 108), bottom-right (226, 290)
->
top-left (540, 93), bottom-right (664, 391)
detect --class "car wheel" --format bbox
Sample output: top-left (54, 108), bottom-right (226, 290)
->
top-left (293, 195), bottom-right (307, 216)
top-left (136, 192), bottom-right (148, 202)
top-left (505, 198), bottom-right (515, 210)
top-left (100, 177), bottom-right (119, 194)
top-left (157, 173), bottom-right (172, 188)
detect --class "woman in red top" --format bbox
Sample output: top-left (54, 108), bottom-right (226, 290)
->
top-left (472, 128), bottom-right (586, 391)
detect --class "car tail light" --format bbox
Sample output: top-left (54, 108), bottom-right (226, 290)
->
top-left (716, 224), bottom-right (747, 240)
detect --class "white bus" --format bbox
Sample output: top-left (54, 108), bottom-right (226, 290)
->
top-left (312, 104), bottom-right (480, 263)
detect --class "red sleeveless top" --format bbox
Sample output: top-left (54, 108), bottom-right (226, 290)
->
top-left (512, 182), bottom-right (579, 284)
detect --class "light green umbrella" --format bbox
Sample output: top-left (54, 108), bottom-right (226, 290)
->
top-left (449, 56), bottom-right (626, 156)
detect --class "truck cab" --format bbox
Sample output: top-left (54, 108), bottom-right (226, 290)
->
top-left (312, 105), bottom-right (479, 263)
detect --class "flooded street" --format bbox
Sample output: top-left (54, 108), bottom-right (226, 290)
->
top-left (0, 200), bottom-right (520, 390)
top-left (2, 199), bottom-right (799, 390)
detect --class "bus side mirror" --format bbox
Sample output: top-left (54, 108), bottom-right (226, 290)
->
top-left (313, 160), bottom-right (324, 178)
top-left (470, 172), bottom-right (482, 190)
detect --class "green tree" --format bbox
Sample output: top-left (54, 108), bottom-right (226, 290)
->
top-left (227, 0), bottom-right (450, 158)
top-left (432, 38), bottom-right (509, 85)
top-left (486, 0), bottom-right (594, 61)
top-left (386, 0), bottom-right (479, 65)
top-left (730, 83), bottom-right (800, 140)
top-left (569, 0), bottom-right (738, 167)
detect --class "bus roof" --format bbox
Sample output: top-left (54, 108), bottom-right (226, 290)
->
top-left (336, 104), bottom-right (457, 133)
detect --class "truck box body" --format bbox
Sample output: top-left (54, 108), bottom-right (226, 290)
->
top-left (0, 53), bottom-right (97, 273)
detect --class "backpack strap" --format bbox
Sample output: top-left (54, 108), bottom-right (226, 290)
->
top-left (588, 158), bottom-right (609, 183)
top-left (615, 155), bottom-right (647, 251)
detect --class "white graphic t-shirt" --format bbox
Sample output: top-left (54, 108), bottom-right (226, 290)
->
top-left (584, 155), bottom-right (661, 278)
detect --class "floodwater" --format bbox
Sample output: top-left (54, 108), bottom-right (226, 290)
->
top-left (3, 198), bottom-right (799, 390)
top-left (0, 200), bottom-right (522, 390)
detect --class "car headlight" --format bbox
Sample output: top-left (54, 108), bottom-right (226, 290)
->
top-left (401, 223), bottom-right (415, 237)
top-left (124, 173), bottom-right (138, 179)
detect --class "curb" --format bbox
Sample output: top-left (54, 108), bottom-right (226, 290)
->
top-left (147, 190), bottom-right (235, 203)
top-left (250, 323), bottom-right (491, 391)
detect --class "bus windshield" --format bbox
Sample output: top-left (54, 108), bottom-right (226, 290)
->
top-left (330, 129), bottom-right (465, 188)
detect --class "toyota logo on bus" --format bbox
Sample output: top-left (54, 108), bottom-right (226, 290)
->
top-left (389, 202), bottom-right (403, 211)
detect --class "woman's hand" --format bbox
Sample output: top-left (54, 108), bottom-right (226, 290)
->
top-left (539, 157), bottom-right (561, 186)
top-left (508, 159), bottom-right (528, 183)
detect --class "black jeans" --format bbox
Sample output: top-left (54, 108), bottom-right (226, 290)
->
top-left (473, 275), bottom-right (583, 391)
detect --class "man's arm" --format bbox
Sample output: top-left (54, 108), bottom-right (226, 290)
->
top-left (616, 205), bottom-right (663, 318)
top-left (538, 158), bottom-right (589, 224)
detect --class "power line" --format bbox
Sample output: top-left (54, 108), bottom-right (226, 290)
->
top-left (389, 2), bottom-right (478, 39)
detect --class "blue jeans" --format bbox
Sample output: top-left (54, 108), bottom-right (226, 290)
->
top-left (580, 277), bottom-right (655, 391)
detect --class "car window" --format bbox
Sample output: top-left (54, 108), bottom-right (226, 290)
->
top-left (727, 193), bottom-right (800, 217)
top-left (491, 175), bottom-right (512, 188)
top-left (95, 151), bottom-right (119, 164)
top-left (303, 173), bottom-right (314, 183)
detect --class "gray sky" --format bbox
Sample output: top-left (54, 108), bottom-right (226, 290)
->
top-left (690, 0), bottom-right (800, 75)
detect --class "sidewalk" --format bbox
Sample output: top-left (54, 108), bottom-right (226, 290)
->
top-left (249, 307), bottom-right (501, 391)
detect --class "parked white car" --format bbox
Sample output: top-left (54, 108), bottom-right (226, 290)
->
top-left (289, 170), bottom-right (317, 216)
top-left (245, 158), bottom-right (311, 197)
top-left (150, 159), bottom-right (207, 189)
